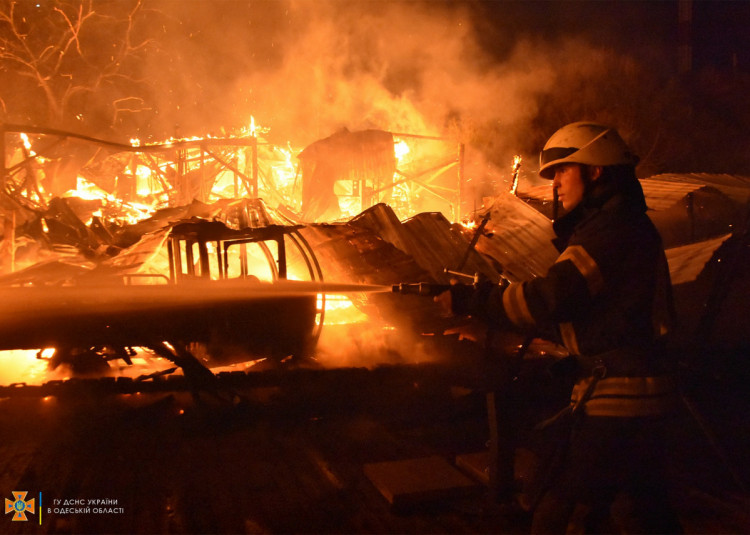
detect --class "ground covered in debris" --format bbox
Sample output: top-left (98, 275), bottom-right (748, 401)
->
top-left (1, 343), bottom-right (749, 535)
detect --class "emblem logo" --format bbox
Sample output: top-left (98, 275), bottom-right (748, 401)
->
top-left (5, 491), bottom-right (36, 521)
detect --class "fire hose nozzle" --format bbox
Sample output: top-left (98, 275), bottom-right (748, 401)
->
top-left (392, 282), bottom-right (451, 296)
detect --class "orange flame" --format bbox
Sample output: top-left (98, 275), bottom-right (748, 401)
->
top-left (20, 133), bottom-right (37, 156)
top-left (510, 154), bottom-right (522, 196)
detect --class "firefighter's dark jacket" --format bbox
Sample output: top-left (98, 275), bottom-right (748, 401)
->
top-left (499, 169), bottom-right (678, 417)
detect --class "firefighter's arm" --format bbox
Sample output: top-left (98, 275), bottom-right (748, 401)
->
top-left (504, 243), bottom-right (604, 329)
top-left (426, 241), bottom-right (603, 332)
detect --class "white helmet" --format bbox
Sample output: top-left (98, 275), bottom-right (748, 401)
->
top-left (539, 122), bottom-right (639, 179)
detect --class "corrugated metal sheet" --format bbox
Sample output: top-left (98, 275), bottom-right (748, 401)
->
top-left (400, 212), bottom-right (502, 283)
top-left (518, 178), bottom-right (708, 211)
top-left (517, 183), bottom-right (554, 202)
top-left (666, 233), bottom-right (732, 285)
top-left (344, 203), bottom-right (501, 284)
top-left (300, 195), bottom-right (729, 304)
top-left (475, 193), bottom-right (558, 281)
top-left (475, 191), bottom-right (732, 286)
top-left (299, 198), bottom-right (552, 286)
top-left (639, 179), bottom-right (705, 211)
top-left (298, 205), bottom-right (499, 331)
top-left (649, 173), bottom-right (750, 204)
top-left (298, 217), bottom-right (430, 286)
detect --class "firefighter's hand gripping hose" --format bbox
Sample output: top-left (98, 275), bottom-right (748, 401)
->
top-left (393, 276), bottom-right (508, 324)
top-left (444, 278), bottom-right (506, 322)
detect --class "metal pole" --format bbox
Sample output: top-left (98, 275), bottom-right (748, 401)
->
top-left (10, 211), bottom-right (15, 273)
top-left (251, 137), bottom-right (259, 197)
top-left (200, 144), bottom-right (206, 202)
top-left (234, 153), bottom-right (239, 198)
top-left (277, 237), bottom-right (287, 279)
top-left (0, 124), bottom-right (5, 189)
top-left (198, 240), bottom-right (210, 279)
top-left (1, 126), bottom-right (14, 273)
top-left (177, 149), bottom-right (185, 205)
top-left (456, 143), bottom-right (465, 222)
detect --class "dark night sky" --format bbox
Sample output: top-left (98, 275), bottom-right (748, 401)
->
top-left (471, 0), bottom-right (750, 73)
top-left (691, 0), bottom-right (750, 70)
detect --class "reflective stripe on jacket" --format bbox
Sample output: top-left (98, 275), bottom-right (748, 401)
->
top-left (571, 375), bottom-right (679, 417)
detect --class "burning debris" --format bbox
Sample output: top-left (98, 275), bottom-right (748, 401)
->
top-left (0, 123), bottom-right (748, 393)
top-left (0, 123), bottom-right (471, 385)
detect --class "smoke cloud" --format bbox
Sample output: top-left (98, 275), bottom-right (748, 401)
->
top-left (4, 1), bottom-right (747, 173)
top-left (144, 0), bottom-right (673, 176)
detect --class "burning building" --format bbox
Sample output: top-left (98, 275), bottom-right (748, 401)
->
top-left (0, 121), bottom-right (483, 384)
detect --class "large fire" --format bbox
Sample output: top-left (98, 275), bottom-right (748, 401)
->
top-left (5, 119), bottom-right (462, 228)
top-left (0, 121), bottom-right (473, 385)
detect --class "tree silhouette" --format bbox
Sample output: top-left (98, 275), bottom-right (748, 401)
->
top-left (0, 0), bottom-right (162, 135)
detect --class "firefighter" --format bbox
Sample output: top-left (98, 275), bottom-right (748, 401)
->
top-left (445, 122), bottom-right (683, 533)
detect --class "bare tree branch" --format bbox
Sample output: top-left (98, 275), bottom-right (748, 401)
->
top-left (0, 0), bottom-right (161, 132)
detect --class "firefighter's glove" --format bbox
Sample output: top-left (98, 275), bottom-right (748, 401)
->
top-left (441, 280), bottom-right (505, 323)
top-left (445, 283), bottom-right (474, 316)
